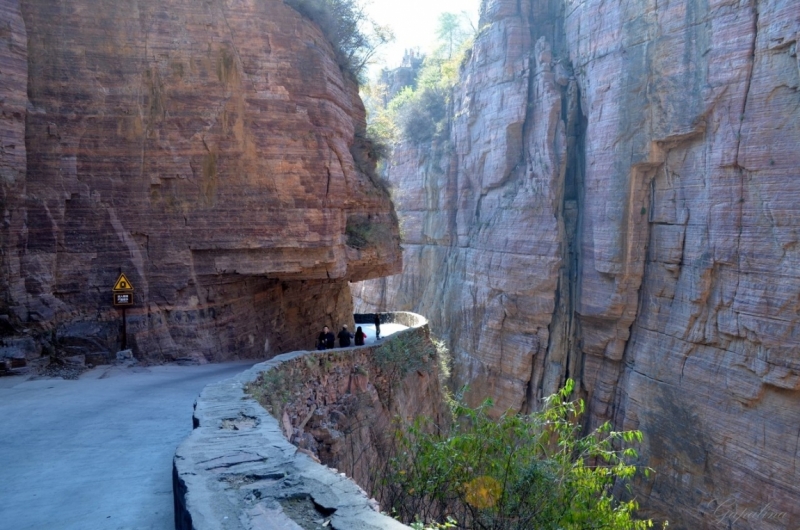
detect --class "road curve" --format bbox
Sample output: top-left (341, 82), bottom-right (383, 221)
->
top-left (0, 361), bottom-right (255, 530)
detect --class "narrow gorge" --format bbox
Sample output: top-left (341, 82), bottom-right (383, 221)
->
top-left (354, 0), bottom-right (800, 527)
top-left (1, 0), bottom-right (799, 528)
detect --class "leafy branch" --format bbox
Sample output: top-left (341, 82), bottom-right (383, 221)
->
top-left (375, 379), bottom-right (665, 530)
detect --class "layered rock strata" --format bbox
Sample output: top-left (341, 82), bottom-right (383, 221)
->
top-left (353, 0), bottom-right (800, 526)
top-left (0, 0), bottom-right (29, 365)
top-left (355, 0), bottom-right (574, 416)
top-left (0, 0), bottom-right (400, 365)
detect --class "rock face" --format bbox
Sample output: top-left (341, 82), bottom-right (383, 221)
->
top-left (0, 0), bottom-right (28, 345)
top-left (0, 0), bottom-right (400, 365)
top-left (354, 0), bottom-right (800, 526)
top-left (356, 0), bottom-right (576, 418)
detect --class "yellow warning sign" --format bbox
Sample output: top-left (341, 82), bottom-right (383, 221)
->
top-left (113, 273), bottom-right (134, 292)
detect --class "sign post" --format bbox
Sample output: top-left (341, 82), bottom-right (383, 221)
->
top-left (112, 273), bottom-right (134, 351)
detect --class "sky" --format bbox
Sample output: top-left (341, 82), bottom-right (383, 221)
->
top-left (363, 0), bottom-right (481, 76)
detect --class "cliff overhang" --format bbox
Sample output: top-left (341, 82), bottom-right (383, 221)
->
top-left (0, 0), bottom-right (401, 370)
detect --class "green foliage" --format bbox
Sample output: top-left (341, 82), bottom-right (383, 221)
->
top-left (437, 12), bottom-right (461, 57)
top-left (363, 11), bottom-right (475, 149)
top-left (345, 214), bottom-right (392, 249)
top-left (360, 82), bottom-right (399, 173)
top-left (351, 129), bottom-right (392, 187)
top-left (246, 367), bottom-right (303, 415)
top-left (432, 337), bottom-right (452, 385)
top-left (373, 331), bottom-right (435, 382)
top-left (378, 380), bottom-right (662, 530)
top-left (396, 87), bottom-right (448, 145)
top-left (436, 12), bottom-right (473, 59)
top-left (284, 0), bottom-right (392, 81)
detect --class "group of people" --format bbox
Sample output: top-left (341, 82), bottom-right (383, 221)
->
top-left (316, 314), bottom-right (381, 350)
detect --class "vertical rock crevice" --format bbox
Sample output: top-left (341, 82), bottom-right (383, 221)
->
top-left (518, 0), bottom-right (588, 413)
top-left (523, 72), bottom-right (587, 412)
top-left (557, 79), bottom-right (586, 388)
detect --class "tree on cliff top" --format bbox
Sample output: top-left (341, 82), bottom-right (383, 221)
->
top-left (284, 0), bottom-right (392, 82)
top-left (364, 12), bottom-right (474, 149)
top-left (436, 12), bottom-right (474, 59)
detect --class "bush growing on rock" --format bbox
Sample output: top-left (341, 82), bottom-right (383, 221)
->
top-left (397, 86), bottom-right (448, 145)
top-left (377, 379), bottom-right (664, 530)
top-left (284, 0), bottom-right (392, 81)
top-left (345, 214), bottom-right (394, 249)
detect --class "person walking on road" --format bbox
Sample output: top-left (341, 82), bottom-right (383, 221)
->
top-left (354, 326), bottom-right (367, 346)
top-left (374, 314), bottom-right (381, 340)
top-left (317, 326), bottom-right (335, 350)
top-left (338, 325), bottom-right (354, 347)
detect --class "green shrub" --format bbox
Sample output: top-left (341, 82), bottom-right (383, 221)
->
top-left (345, 214), bottom-right (393, 249)
top-left (432, 337), bottom-right (452, 386)
top-left (360, 82), bottom-right (399, 162)
top-left (397, 87), bottom-right (448, 145)
top-left (351, 129), bottom-right (392, 187)
top-left (373, 331), bottom-right (434, 382)
top-left (284, 0), bottom-right (391, 81)
top-left (245, 367), bottom-right (302, 415)
top-left (377, 380), bottom-right (663, 530)
top-left (361, 12), bottom-right (475, 150)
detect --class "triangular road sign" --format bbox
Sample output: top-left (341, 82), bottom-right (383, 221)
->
top-left (113, 273), bottom-right (134, 291)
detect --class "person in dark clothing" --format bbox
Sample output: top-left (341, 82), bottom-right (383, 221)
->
top-left (354, 326), bottom-right (367, 346)
top-left (374, 313), bottom-right (381, 340)
top-left (317, 326), bottom-right (335, 350)
top-left (337, 325), bottom-right (354, 347)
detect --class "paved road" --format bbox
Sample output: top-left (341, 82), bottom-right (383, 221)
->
top-left (354, 323), bottom-right (407, 345)
top-left (0, 325), bottom-right (407, 530)
top-left (0, 361), bottom-right (255, 530)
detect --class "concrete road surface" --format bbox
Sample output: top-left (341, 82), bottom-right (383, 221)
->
top-left (0, 361), bottom-right (255, 530)
top-left (356, 322), bottom-right (407, 345)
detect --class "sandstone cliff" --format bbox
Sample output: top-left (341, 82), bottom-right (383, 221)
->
top-left (0, 0), bottom-right (400, 366)
top-left (353, 0), bottom-right (800, 527)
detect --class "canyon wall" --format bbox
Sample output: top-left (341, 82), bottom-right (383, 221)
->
top-left (353, 0), bottom-right (800, 527)
top-left (0, 0), bottom-right (400, 366)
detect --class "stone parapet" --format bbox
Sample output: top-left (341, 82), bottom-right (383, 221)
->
top-left (172, 312), bottom-right (431, 530)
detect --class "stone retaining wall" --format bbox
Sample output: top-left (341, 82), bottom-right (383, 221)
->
top-left (172, 313), bottom-right (432, 529)
top-left (254, 312), bottom-right (445, 499)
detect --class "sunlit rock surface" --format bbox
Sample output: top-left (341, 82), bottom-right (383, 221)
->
top-left (353, 0), bottom-right (800, 526)
top-left (0, 0), bottom-right (400, 364)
